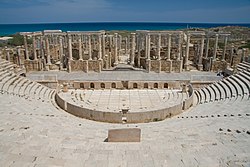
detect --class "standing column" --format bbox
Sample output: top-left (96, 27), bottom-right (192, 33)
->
top-left (205, 36), bottom-right (209, 58)
top-left (114, 33), bottom-right (118, 64)
top-left (229, 44), bottom-right (234, 66)
top-left (184, 33), bottom-right (190, 70)
top-left (40, 36), bottom-right (46, 69)
top-left (88, 34), bottom-right (92, 60)
top-left (146, 34), bottom-right (151, 60)
top-left (198, 35), bottom-right (205, 70)
top-left (32, 36), bottom-right (37, 60)
top-left (167, 34), bottom-right (171, 60)
top-left (102, 34), bottom-right (105, 59)
top-left (45, 36), bottom-right (51, 64)
top-left (124, 37), bottom-right (128, 55)
top-left (137, 35), bottom-right (141, 67)
top-left (177, 34), bottom-right (182, 60)
top-left (157, 34), bottom-right (161, 60)
top-left (98, 34), bottom-right (102, 60)
top-left (222, 35), bottom-right (228, 61)
top-left (24, 35), bottom-right (29, 60)
top-left (78, 35), bottom-right (83, 60)
top-left (17, 46), bottom-right (21, 66)
top-left (242, 48), bottom-right (246, 62)
top-left (213, 34), bottom-right (218, 61)
top-left (59, 36), bottom-right (64, 69)
top-left (6, 48), bottom-right (10, 61)
top-left (130, 33), bottom-right (136, 65)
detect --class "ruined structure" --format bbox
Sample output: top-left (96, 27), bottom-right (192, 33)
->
top-left (1, 30), bottom-right (246, 74)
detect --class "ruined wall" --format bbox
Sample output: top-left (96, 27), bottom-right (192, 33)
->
top-left (70, 60), bottom-right (88, 72)
top-left (150, 60), bottom-right (161, 73)
top-left (24, 60), bottom-right (41, 72)
top-left (211, 60), bottom-right (227, 72)
top-left (161, 60), bottom-right (172, 72)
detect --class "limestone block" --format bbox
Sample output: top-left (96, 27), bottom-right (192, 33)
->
top-left (108, 128), bottom-right (141, 142)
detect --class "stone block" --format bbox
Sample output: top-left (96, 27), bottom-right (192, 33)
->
top-left (108, 128), bottom-right (141, 142)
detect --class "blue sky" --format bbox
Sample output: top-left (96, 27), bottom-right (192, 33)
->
top-left (0, 0), bottom-right (250, 23)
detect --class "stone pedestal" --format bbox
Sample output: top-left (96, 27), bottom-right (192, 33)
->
top-left (146, 60), bottom-right (151, 73)
top-left (108, 128), bottom-right (141, 142)
top-left (150, 60), bottom-right (161, 73)
top-left (211, 60), bottom-right (227, 72)
top-left (24, 60), bottom-right (40, 72)
top-left (62, 83), bottom-right (68, 92)
top-left (161, 60), bottom-right (172, 73)
top-left (172, 60), bottom-right (182, 73)
top-left (197, 64), bottom-right (203, 71)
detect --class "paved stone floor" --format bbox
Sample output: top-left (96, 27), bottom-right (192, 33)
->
top-left (59, 89), bottom-right (187, 112)
top-left (0, 92), bottom-right (249, 166)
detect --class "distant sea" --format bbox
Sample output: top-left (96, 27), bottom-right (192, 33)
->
top-left (0, 22), bottom-right (250, 36)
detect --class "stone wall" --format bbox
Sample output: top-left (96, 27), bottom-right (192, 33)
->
top-left (24, 60), bottom-right (41, 72)
top-left (70, 60), bottom-right (88, 72)
top-left (88, 60), bottom-right (102, 72)
top-left (55, 91), bottom-right (193, 123)
top-left (211, 60), bottom-right (227, 72)
top-left (72, 81), bottom-right (182, 89)
top-left (161, 60), bottom-right (172, 72)
top-left (150, 60), bottom-right (161, 73)
top-left (172, 60), bottom-right (182, 73)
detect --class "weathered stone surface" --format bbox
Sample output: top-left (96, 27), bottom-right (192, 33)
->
top-left (108, 128), bottom-right (141, 142)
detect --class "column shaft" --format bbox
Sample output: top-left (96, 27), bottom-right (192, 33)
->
top-left (98, 34), bottom-right (102, 60)
top-left (78, 36), bottom-right (83, 60)
top-left (199, 36), bottom-right (205, 64)
top-left (45, 36), bottom-right (51, 64)
top-left (213, 34), bottom-right (218, 60)
top-left (184, 34), bottom-right (190, 70)
top-left (32, 36), bottom-right (37, 60)
top-left (88, 35), bottom-right (92, 60)
top-left (114, 33), bottom-right (118, 64)
top-left (24, 35), bottom-right (29, 60)
top-left (205, 36), bottom-right (209, 58)
top-left (157, 34), bottom-right (161, 60)
top-left (222, 35), bottom-right (228, 61)
top-left (130, 33), bottom-right (136, 65)
top-left (167, 34), bottom-right (171, 60)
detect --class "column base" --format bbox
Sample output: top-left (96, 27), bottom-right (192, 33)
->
top-left (147, 60), bottom-right (151, 73)
top-left (184, 63), bottom-right (189, 71)
top-left (197, 64), bottom-right (203, 71)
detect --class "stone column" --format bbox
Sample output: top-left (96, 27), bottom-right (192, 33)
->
top-left (78, 35), bottom-right (83, 60)
top-left (40, 37), bottom-right (46, 70)
top-left (137, 35), bottom-right (141, 67)
top-left (146, 34), bottom-right (151, 60)
top-left (98, 34), bottom-right (102, 60)
top-left (157, 34), bottom-right (161, 60)
top-left (205, 36), bottom-right (209, 58)
top-left (102, 34), bottom-right (105, 60)
top-left (198, 35), bottom-right (204, 70)
top-left (24, 35), bottom-right (29, 60)
top-left (130, 33), bottom-right (136, 65)
top-left (213, 34), bottom-right (218, 61)
top-left (229, 44), bottom-right (234, 66)
top-left (222, 35), bottom-right (228, 61)
top-left (6, 49), bottom-right (10, 61)
top-left (184, 33), bottom-right (190, 70)
top-left (167, 34), bottom-right (171, 60)
top-left (45, 36), bottom-right (51, 65)
top-left (114, 33), bottom-right (118, 65)
top-left (88, 34), bottom-right (92, 60)
top-left (32, 36), bottom-right (37, 60)
top-left (68, 35), bottom-right (72, 61)
top-left (59, 36), bottom-right (64, 69)
top-left (125, 37), bottom-right (128, 55)
top-left (17, 46), bottom-right (21, 66)
top-left (242, 48), bottom-right (246, 62)
top-left (177, 33), bottom-right (182, 60)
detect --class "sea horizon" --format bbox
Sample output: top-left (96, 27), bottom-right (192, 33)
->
top-left (1, 22), bottom-right (250, 36)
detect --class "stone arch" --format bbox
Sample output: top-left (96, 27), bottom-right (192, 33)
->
top-left (111, 82), bottom-right (116, 88)
top-left (154, 83), bottom-right (158, 88)
top-left (90, 82), bottom-right (95, 89)
top-left (144, 83), bottom-right (148, 88)
top-left (101, 83), bottom-right (105, 89)
top-left (164, 83), bottom-right (168, 89)
top-left (133, 83), bottom-right (138, 89)
top-left (80, 83), bottom-right (84, 89)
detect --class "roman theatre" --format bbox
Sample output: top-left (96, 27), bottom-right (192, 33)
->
top-left (0, 29), bottom-right (249, 165)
